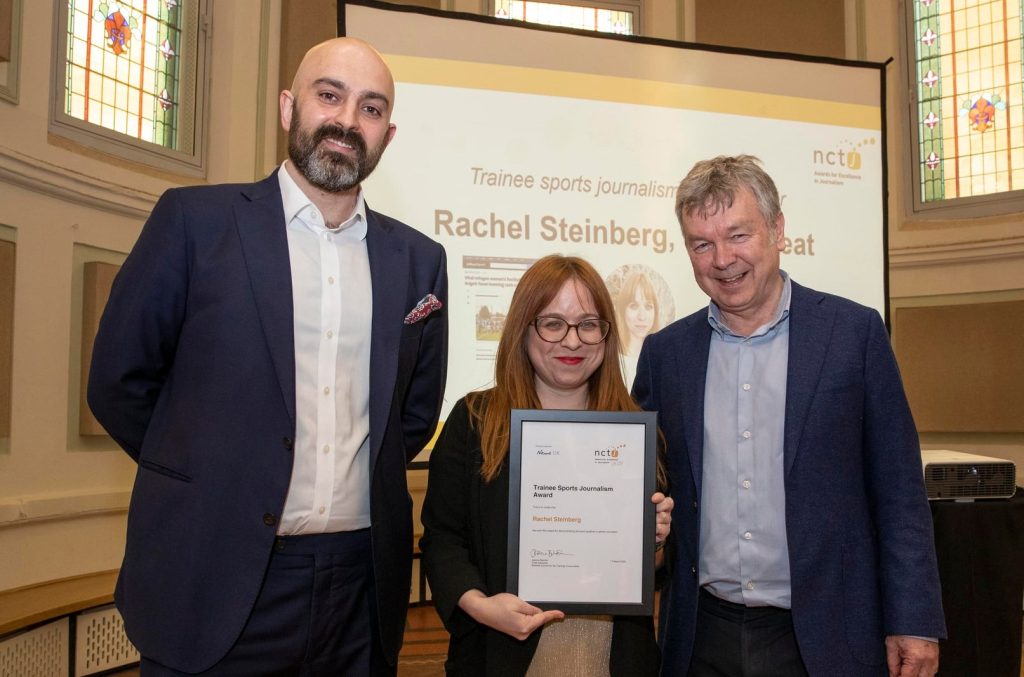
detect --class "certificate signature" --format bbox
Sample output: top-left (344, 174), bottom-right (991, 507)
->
top-left (529, 548), bottom-right (574, 558)
top-left (528, 548), bottom-right (580, 568)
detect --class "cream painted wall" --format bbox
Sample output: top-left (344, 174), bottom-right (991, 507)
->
top-left (1, 0), bottom-right (1020, 600)
top-left (0, 0), bottom-right (282, 592)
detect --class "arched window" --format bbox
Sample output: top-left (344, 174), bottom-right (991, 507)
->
top-left (907, 0), bottom-right (1024, 214)
top-left (492, 0), bottom-right (637, 36)
top-left (50, 1), bottom-right (210, 175)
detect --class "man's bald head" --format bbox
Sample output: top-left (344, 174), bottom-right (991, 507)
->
top-left (289, 38), bottom-right (395, 113)
top-left (280, 37), bottom-right (398, 194)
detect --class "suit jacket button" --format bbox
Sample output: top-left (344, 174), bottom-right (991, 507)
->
top-left (692, 501), bottom-right (698, 511)
top-left (282, 437), bottom-right (294, 451)
top-left (691, 565), bottom-right (697, 575)
top-left (263, 513), bottom-right (277, 526)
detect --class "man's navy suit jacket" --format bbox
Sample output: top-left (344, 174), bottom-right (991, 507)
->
top-left (88, 171), bottom-right (448, 673)
top-left (632, 280), bottom-right (945, 676)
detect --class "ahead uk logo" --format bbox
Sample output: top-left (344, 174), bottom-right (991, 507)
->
top-left (593, 444), bottom-right (625, 465)
top-left (812, 136), bottom-right (876, 187)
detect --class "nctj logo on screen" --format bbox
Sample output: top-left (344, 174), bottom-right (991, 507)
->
top-left (813, 142), bottom-right (868, 171)
top-left (812, 136), bottom-right (876, 187)
top-left (815, 135), bottom-right (880, 172)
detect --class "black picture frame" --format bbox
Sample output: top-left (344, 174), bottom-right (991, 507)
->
top-left (507, 408), bottom-right (657, 615)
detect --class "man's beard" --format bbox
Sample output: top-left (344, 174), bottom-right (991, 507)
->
top-left (288, 117), bottom-right (387, 193)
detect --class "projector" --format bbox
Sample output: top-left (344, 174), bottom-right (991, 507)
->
top-left (921, 450), bottom-right (1016, 500)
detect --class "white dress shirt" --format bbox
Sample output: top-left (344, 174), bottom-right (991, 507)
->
top-left (277, 162), bottom-right (373, 535)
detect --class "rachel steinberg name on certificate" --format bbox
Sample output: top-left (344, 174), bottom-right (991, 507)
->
top-left (513, 415), bottom-right (651, 608)
top-left (530, 483), bottom-right (612, 531)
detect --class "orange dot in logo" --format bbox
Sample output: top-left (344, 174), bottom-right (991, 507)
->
top-left (611, 448), bottom-right (619, 458)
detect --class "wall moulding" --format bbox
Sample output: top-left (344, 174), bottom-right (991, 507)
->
top-left (0, 145), bottom-right (159, 220)
top-left (889, 235), bottom-right (1024, 268)
top-left (0, 490), bottom-right (130, 527)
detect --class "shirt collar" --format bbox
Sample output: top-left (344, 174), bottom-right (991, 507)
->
top-left (277, 160), bottom-right (367, 240)
top-left (707, 270), bottom-right (792, 339)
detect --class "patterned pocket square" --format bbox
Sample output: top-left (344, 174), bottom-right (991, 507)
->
top-left (404, 293), bottom-right (443, 324)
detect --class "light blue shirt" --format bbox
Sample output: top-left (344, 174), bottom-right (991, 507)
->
top-left (699, 272), bottom-right (792, 608)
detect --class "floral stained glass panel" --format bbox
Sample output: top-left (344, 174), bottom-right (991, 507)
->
top-left (913, 0), bottom-right (1024, 202)
top-left (64, 0), bottom-right (183, 149)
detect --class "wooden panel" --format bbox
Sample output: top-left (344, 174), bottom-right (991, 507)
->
top-left (278, 0), bottom-right (340, 162)
top-left (695, 0), bottom-right (846, 59)
top-left (0, 570), bottom-right (117, 636)
top-left (893, 301), bottom-right (1024, 433)
top-left (79, 262), bottom-right (120, 436)
top-left (0, 240), bottom-right (13, 441)
top-left (0, 0), bottom-right (12, 64)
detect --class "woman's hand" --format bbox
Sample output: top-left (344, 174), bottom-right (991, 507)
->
top-left (458, 589), bottom-right (565, 635)
top-left (457, 589), bottom-right (565, 641)
top-left (652, 492), bottom-right (674, 567)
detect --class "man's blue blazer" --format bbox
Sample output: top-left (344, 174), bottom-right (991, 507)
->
top-left (88, 171), bottom-right (448, 673)
top-left (633, 280), bottom-right (945, 676)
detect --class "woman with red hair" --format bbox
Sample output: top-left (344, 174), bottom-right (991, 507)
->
top-left (421, 255), bottom-right (672, 676)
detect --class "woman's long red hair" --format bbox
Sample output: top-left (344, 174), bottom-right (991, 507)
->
top-left (467, 255), bottom-right (647, 483)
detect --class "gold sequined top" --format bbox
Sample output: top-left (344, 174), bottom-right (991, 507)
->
top-left (525, 615), bottom-right (613, 677)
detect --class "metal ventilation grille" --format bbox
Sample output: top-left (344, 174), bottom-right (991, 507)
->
top-left (74, 604), bottom-right (139, 676)
top-left (924, 462), bottom-right (1016, 499)
top-left (0, 618), bottom-right (69, 677)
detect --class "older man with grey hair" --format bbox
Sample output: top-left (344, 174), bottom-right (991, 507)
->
top-left (634, 155), bottom-right (944, 677)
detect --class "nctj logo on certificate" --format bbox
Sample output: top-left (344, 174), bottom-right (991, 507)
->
top-left (593, 444), bottom-right (625, 465)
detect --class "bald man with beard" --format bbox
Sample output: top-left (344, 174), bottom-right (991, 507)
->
top-left (88, 38), bottom-right (449, 675)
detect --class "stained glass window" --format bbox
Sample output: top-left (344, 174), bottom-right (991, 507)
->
top-left (911, 0), bottom-right (1024, 204)
top-left (64, 0), bottom-right (182, 147)
top-left (493, 0), bottom-right (635, 35)
top-left (51, 0), bottom-right (208, 174)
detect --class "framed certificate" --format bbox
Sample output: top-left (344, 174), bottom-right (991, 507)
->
top-left (507, 408), bottom-right (657, 615)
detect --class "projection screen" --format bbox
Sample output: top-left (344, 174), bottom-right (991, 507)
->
top-left (340, 2), bottom-right (888, 422)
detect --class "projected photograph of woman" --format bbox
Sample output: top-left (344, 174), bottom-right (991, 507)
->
top-left (608, 266), bottom-right (675, 389)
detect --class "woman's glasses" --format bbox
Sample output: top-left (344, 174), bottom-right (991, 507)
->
top-left (531, 316), bottom-right (611, 345)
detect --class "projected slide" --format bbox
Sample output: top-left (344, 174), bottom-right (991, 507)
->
top-left (342, 2), bottom-right (887, 420)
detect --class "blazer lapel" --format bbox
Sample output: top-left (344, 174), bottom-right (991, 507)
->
top-left (675, 313), bottom-right (712, 499)
top-left (783, 282), bottom-right (834, 476)
top-left (366, 208), bottom-right (409, 468)
top-left (235, 172), bottom-right (296, 422)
